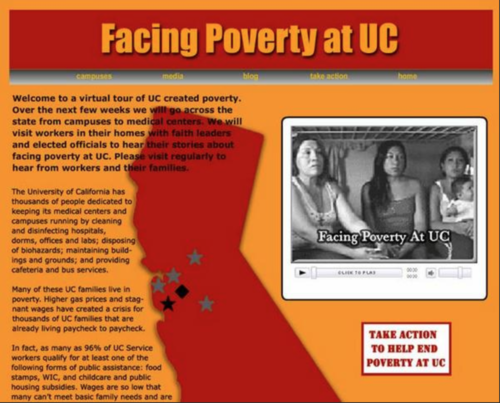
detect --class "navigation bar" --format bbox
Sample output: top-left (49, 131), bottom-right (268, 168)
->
top-left (10, 70), bottom-right (492, 85)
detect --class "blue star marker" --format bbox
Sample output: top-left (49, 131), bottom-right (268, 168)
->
top-left (199, 296), bottom-right (214, 312)
top-left (151, 277), bottom-right (166, 293)
top-left (188, 249), bottom-right (203, 265)
top-left (166, 267), bottom-right (181, 284)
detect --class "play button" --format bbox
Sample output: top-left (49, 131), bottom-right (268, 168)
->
top-left (295, 268), bottom-right (311, 278)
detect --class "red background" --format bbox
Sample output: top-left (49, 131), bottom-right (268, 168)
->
top-left (10, 10), bottom-right (493, 69)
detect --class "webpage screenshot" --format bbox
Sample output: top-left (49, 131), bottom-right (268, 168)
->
top-left (1, 2), bottom-right (498, 402)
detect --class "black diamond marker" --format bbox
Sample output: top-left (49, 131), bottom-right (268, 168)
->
top-left (175, 285), bottom-right (189, 299)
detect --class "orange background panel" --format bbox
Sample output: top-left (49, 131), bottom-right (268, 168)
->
top-left (0, 1), bottom-right (498, 403)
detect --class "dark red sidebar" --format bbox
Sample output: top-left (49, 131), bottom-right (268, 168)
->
top-left (131, 112), bottom-right (340, 402)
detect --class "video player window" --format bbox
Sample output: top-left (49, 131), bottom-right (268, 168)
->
top-left (282, 118), bottom-right (486, 300)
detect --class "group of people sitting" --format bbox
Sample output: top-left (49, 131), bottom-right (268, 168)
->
top-left (292, 136), bottom-right (474, 260)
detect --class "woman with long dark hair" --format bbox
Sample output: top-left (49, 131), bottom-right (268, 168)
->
top-left (429, 146), bottom-right (473, 259)
top-left (361, 141), bottom-right (427, 259)
top-left (292, 135), bottom-right (384, 260)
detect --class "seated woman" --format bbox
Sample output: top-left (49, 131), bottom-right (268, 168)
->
top-left (429, 146), bottom-right (474, 259)
top-left (361, 141), bottom-right (427, 259)
top-left (292, 136), bottom-right (383, 260)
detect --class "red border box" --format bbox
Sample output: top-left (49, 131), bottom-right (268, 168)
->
top-left (361, 322), bottom-right (452, 376)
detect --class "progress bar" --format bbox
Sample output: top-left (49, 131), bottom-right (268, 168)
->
top-left (295, 267), bottom-right (403, 279)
